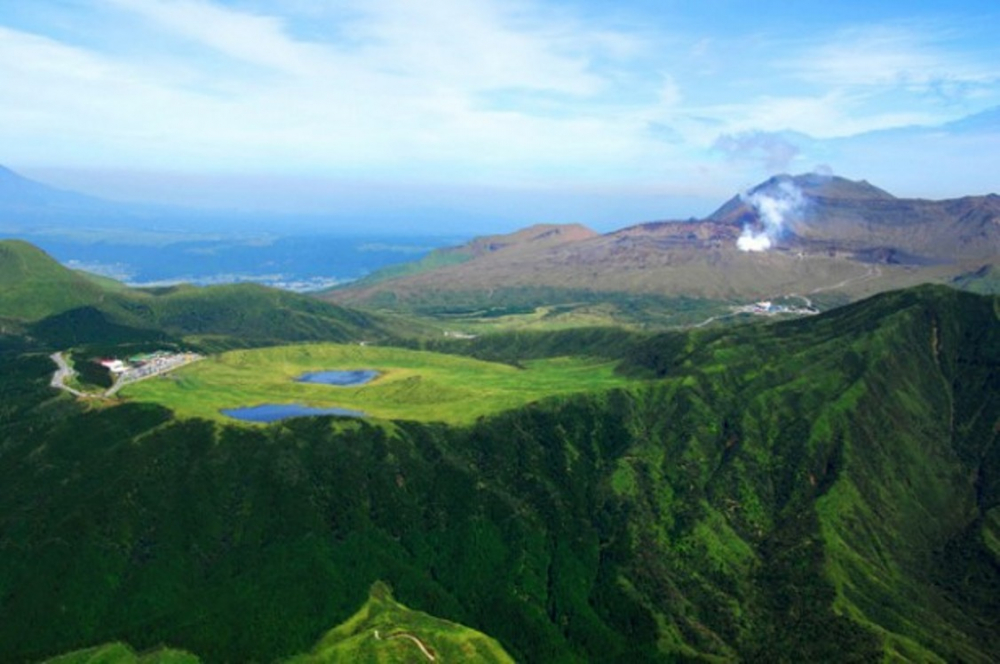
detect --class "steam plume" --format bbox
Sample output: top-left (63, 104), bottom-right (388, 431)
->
top-left (736, 180), bottom-right (805, 252)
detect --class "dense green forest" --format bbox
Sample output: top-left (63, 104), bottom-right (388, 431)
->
top-left (1, 284), bottom-right (998, 662)
top-left (40, 582), bottom-right (513, 663)
top-left (0, 239), bottom-right (403, 353)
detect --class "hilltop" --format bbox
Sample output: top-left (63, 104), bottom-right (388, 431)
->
top-left (0, 240), bottom-right (115, 321)
top-left (288, 581), bottom-right (514, 663)
top-left (0, 165), bottom-right (108, 212)
top-left (712, 173), bottom-right (1000, 259)
top-left (325, 174), bottom-right (1000, 322)
top-left (0, 238), bottom-right (398, 350)
top-left (42, 583), bottom-right (514, 663)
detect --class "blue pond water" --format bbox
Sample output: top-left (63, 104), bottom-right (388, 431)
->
top-left (222, 404), bottom-right (366, 423)
top-left (295, 369), bottom-right (379, 386)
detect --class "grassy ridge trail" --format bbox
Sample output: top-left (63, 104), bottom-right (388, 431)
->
top-left (42, 583), bottom-right (514, 663)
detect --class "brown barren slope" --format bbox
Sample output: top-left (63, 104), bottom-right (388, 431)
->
top-left (325, 174), bottom-right (1000, 309)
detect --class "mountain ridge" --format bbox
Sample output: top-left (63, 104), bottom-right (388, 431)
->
top-left (0, 166), bottom-right (108, 210)
top-left (0, 238), bottom-right (397, 350)
top-left (41, 582), bottom-right (514, 664)
top-left (325, 173), bottom-right (1000, 313)
top-left (0, 284), bottom-right (997, 662)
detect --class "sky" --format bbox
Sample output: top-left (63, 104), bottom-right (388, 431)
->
top-left (2, 0), bottom-right (999, 231)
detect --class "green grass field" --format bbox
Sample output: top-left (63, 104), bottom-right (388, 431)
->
top-left (121, 343), bottom-right (636, 425)
top-left (42, 643), bottom-right (199, 664)
top-left (288, 581), bottom-right (514, 663)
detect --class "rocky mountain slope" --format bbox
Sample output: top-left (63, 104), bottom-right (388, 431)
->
top-left (326, 174), bottom-right (1000, 311)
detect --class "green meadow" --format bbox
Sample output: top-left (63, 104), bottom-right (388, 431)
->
top-left (121, 342), bottom-right (636, 425)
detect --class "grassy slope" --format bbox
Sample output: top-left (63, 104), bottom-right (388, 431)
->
top-left (0, 240), bottom-right (404, 350)
top-left (288, 581), bottom-right (514, 663)
top-left (0, 240), bottom-right (111, 321)
top-left (617, 285), bottom-right (1000, 661)
top-left (41, 643), bottom-right (199, 664)
top-left (335, 246), bottom-right (475, 289)
top-left (43, 582), bottom-right (513, 664)
top-left (952, 264), bottom-right (1000, 294)
top-left (324, 236), bottom-right (966, 311)
top-left (121, 343), bottom-right (635, 425)
top-left (0, 286), bottom-right (997, 663)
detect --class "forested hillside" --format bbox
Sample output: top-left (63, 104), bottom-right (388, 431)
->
top-left (0, 285), bottom-right (997, 662)
top-left (0, 239), bottom-right (398, 352)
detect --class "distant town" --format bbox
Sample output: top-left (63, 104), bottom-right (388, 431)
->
top-left (733, 300), bottom-right (820, 317)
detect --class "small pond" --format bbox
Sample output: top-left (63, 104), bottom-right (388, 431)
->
top-left (295, 369), bottom-right (379, 386)
top-left (222, 403), bottom-right (366, 423)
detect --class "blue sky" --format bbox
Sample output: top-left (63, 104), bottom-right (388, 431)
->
top-left (1, 0), bottom-right (998, 230)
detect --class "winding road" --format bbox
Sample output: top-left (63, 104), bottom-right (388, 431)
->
top-left (49, 352), bottom-right (87, 397)
top-left (49, 351), bottom-right (203, 399)
top-left (685, 264), bottom-right (884, 330)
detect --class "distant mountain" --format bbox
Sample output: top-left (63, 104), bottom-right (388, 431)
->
top-left (0, 239), bottom-right (398, 349)
top-left (326, 173), bottom-right (1000, 312)
top-left (713, 173), bottom-right (1000, 260)
top-left (0, 164), bottom-right (272, 237)
top-left (345, 223), bottom-right (598, 290)
top-left (0, 165), bottom-right (108, 210)
top-left (0, 165), bottom-right (151, 230)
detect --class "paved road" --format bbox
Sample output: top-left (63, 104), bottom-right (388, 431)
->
top-left (49, 352), bottom-right (87, 398)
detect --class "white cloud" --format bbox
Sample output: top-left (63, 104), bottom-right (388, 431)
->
top-left (105, 0), bottom-right (323, 74)
top-left (2, 1), bottom-right (998, 209)
top-left (790, 25), bottom-right (997, 93)
top-left (343, 0), bottom-right (607, 95)
top-left (1, 0), bottom-right (670, 178)
top-left (675, 22), bottom-right (1000, 157)
top-left (704, 92), bottom-right (944, 139)
top-left (657, 74), bottom-right (682, 108)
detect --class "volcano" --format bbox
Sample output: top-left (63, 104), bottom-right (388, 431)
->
top-left (326, 173), bottom-right (1000, 310)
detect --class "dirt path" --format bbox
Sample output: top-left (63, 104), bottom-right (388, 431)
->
top-left (690, 311), bottom-right (740, 328)
top-left (809, 264), bottom-right (883, 295)
top-left (685, 265), bottom-right (883, 331)
top-left (374, 629), bottom-right (436, 661)
top-left (787, 293), bottom-right (813, 308)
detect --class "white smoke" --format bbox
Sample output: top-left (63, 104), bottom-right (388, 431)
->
top-left (736, 180), bottom-right (805, 252)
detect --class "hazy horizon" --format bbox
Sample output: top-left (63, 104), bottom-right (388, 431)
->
top-left (2, 1), bottom-right (999, 233)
